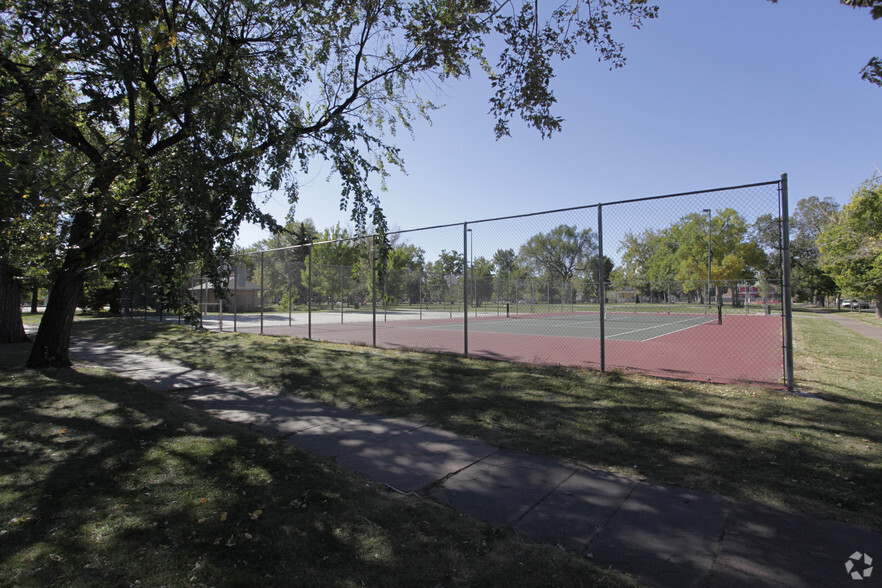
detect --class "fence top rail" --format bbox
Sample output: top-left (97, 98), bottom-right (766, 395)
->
top-left (243, 178), bottom-right (784, 256)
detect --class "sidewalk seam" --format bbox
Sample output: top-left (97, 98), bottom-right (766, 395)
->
top-left (508, 468), bottom-right (579, 530)
top-left (702, 498), bottom-right (734, 587)
top-left (419, 448), bottom-right (502, 494)
top-left (584, 478), bottom-right (639, 553)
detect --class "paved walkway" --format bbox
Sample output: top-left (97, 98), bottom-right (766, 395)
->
top-left (68, 338), bottom-right (881, 588)
top-left (799, 306), bottom-right (882, 344)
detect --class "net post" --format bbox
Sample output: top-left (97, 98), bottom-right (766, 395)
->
top-left (598, 204), bottom-right (606, 373)
top-left (780, 173), bottom-right (795, 392)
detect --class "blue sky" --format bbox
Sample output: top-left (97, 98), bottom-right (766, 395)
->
top-left (237, 1), bottom-right (881, 253)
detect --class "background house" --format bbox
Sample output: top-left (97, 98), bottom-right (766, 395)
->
top-left (189, 276), bottom-right (262, 312)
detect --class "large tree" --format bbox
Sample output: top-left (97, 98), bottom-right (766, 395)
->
top-left (818, 178), bottom-right (882, 318)
top-left (0, 75), bottom-right (77, 342)
top-left (2, 0), bottom-right (657, 366)
top-left (789, 196), bottom-right (840, 305)
top-left (518, 224), bottom-right (597, 281)
top-left (616, 209), bottom-right (768, 305)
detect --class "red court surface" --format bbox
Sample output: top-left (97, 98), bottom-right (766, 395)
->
top-left (257, 314), bottom-right (785, 387)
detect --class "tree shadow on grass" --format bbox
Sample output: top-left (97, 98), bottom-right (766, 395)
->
top-left (1, 362), bottom-right (631, 587)
top-left (66, 318), bottom-right (882, 535)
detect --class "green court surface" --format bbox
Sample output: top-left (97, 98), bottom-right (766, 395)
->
top-left (405, 312), bottom-right (719, 342)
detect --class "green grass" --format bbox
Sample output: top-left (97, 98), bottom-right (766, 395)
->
top-left (65, 314), bottom-right (882, 535)
top-left (0, 342), bottom-right (634, 587)
top-left (792, 302), bottom-right (881, 324)
top-left (830, 309), bottom-right (880, 326)
top-left (20, 312), bottom-right (43, 325)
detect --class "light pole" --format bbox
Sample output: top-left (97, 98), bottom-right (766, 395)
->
top-left (702, 209), bottom-right (711, 312)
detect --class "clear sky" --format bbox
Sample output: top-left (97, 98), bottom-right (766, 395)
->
top-left (237, 1), bottom-right (882, 252)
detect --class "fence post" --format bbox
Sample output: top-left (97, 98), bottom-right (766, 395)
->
top-left (178, 270), bottom-right (183, 325)
top-left (371, 238), bottom-right (377, 347)
top-left (287, 253), bottom-right (292, 327)
top-left (780, 173), bottom-right (795, 392)
top-left (598, 204), bottom-right (605, 373)
top-left (463, 223), bottom-right (469, 357)
top-left (199, 268), bottom-right (204, 329)
top-left (308, 244), bottom-right (313, 340)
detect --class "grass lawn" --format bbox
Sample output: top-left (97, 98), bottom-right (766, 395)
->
top-left (0, 341), bottom-right (633, 587)
top-left (5, 311), bottom-right (881, 585)
top-left (68, 315), bottom-right (882, 532)
top-left (792, 302), bottom-right (881, 324)
top-left (829, 309), bottom-right (881, 326)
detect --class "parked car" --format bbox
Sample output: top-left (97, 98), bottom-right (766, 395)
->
top-left (842, 299), bottom-right (870, 309)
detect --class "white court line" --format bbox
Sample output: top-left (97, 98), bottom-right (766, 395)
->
top-left (493, 314), bottom-right (714, 341)
top-left (607, 316), bottom-right (715, 341)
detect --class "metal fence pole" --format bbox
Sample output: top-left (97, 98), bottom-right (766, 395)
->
top-left (260, 251), bottom-right (264, 336)
top-left (288, 254), bottom-right (292, 327)
top-left (199, 269), bottom-right (204, 329)
top-left (598, 204), bottom-right (606, 373)
top-left (308, 244), bottom-right (313, 340)
top-left (463, 223), bottom-right (469, 357)
top-left (780, 173), bottom-right (795, 392)
top-left (178, 269), bottom-right (183, 325)
top-left (371, 238), bottom-right (377, 347)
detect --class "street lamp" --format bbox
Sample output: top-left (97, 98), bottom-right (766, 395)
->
top-left (702, 209), bottom-right (711, 312)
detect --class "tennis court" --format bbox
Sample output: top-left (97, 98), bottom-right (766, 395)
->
top-left (400, 311), bottom-right (717, 342)
top-left (145, 177), bottom-right (792, 388)
top-left (201, 308), bottom-right (783, 386)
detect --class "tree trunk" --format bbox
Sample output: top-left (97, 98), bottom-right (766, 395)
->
top-left (27, 209), bottom-right (98, 367)
top-left (0, 260), bottom-right (28, 343)
top-left (876, 287), bottom-right (882, 320)
top-left (27, 268), bottom-right (83, 367)
top-left (30, 285), bottom-right (39, 313)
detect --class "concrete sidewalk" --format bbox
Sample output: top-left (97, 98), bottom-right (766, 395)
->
top-left (798, 306), bottom-right (882, 344)
top-left (69, 338), bottom-right (881, 587)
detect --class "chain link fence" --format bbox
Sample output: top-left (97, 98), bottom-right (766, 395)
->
top-left (123, 177), bottom-right (794, 388)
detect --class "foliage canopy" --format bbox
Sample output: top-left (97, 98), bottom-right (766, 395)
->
top-left (818, 178), bottom-right (882, 315)
top-left (1, 0), bottom-right (658, 364)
